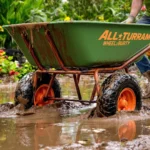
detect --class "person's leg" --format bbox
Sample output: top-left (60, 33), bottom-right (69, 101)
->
top-left (136, 15), bottom-right (150, 74)
top-left (136, 55), bottom-right (150, 74)
top-left (137, 15), bottom-right (150, 24)
top-left (135, 15), bottom-right (150, 98)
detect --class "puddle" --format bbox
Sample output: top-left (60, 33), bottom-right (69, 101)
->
top-left (0, 83), bottom-right (16, 104)
top-left (1, 107), bottom-right (150, 150)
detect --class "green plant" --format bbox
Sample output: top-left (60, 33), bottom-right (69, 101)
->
top-left (0, 26), bottom-right (6, 48)
top-left (16, 62), bottom-right (36, 80)
top-left (0, 0), bottom-right (47, 48)
top-left (0, 50), bottom-right (16, 74)
top-left (62, 0), bottom-right (131, 22)
top-left (0, 49), bottom-right (36, 82)
top-left (0, 0), bottom-right (143, 82)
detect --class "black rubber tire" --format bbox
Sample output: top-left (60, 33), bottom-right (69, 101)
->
top-left (97, 73), bottom-right (142, 117)
top-left (14, 72), bottom-right (61, 109)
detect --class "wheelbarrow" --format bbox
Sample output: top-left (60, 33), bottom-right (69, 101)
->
top-left (3, 21), bottom-right (150, 117)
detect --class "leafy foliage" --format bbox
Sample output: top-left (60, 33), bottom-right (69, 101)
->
top-left (63, 0), bottom-right (131, 22)
top-left (0, 0), bottom-right (144, 81)
top-left (0, 0), bottom-right (133, 48)
top-left (0, 49), bottom-right (36, 82)
top-left (0, 0), bottom-right (47, 48)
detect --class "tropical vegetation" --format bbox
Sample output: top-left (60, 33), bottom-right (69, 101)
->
top-left (0, 0), bottom-right (133, 48)
top-left (0, 0), bottom-right (145, 81)
top-left (0, 49), bottom-right (35, 82)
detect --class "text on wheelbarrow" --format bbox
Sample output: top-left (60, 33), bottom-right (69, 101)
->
top-left (98, 30), bottom-right (150, 46)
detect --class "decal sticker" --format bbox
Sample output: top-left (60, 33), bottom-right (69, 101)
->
top-left (98, 30), bottom-right (150, 46)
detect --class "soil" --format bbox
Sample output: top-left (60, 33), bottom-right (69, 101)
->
top-left (1, 66), bottom-right (150, 150)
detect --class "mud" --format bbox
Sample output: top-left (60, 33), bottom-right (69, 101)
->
top-left (0, 73), bottom-right (150, 149)
top-left (1, 103), bottom-right (150, 150)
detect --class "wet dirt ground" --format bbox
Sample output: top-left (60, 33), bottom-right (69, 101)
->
top-left (0, 75), bottom-right (150, 150)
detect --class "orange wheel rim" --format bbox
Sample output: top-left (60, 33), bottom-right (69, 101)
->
top-left (118, 120), bottom-right (136, 141)
top-left (117, 88), bottom-right (136, 111)
top-left (34, 84), bottom-right (55, 106)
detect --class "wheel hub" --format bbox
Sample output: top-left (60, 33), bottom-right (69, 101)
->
top-left (118, 88), bottom-right (136, 111)
top-left (34, 84), bottom-right (55, 106)
top-left (119, 99), bottom-right (128, 110)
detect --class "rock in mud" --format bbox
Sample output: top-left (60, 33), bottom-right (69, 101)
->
top-left (87, 106), bottom-right (105, 118)
top-left (0, 102), bottom-right (14, 112)
top-left (15, 104), bottom-right (35, 116)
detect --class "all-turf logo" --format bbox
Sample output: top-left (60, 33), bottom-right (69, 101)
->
top-left (98, 30), bottom-right (150, 46)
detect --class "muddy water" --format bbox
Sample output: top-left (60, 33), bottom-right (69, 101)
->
top-left (0, 83), bottom-right (16, 104)
top-left (0, 76), bottom-right (150, 150)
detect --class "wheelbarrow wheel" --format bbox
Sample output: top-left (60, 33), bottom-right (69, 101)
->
top-left (97, 73), bottom-right (142, 117)
top-left (14, 72), bottom-right (34, 109)
top-left (34, 73), bottom-right (61, 106)
top-left (14, 72), bottom-right (61, 109)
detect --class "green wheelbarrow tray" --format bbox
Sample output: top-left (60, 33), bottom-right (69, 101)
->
top-left (3, 21), bottom-right (150, 116)
top-left (3, 21), bottom-right (150, 70)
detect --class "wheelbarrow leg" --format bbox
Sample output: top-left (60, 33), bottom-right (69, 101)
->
top-left (125, 68), bottom-right (129, 73)
top-left (73, 74), bottom-right (82, 100)
top-left (90, 69), bottom-right (101, 101)
top-left (45, 73), bottom-right (56, 97)
top-left (90, 84), bottom-right (97, 101)
top-left (94, 69), bottom-right (100, 97)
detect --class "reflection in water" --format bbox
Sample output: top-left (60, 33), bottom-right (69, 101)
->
top-left (34, 119), bottom-right (62, 148)
top-left (0, 83), bottom-right (16, 104)
top-left (118, 120), bottom-right (136, 141)
top-left (1, 108), bottom-right (150, 150)
top-left (75, 118), bottom-right (137, 145)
